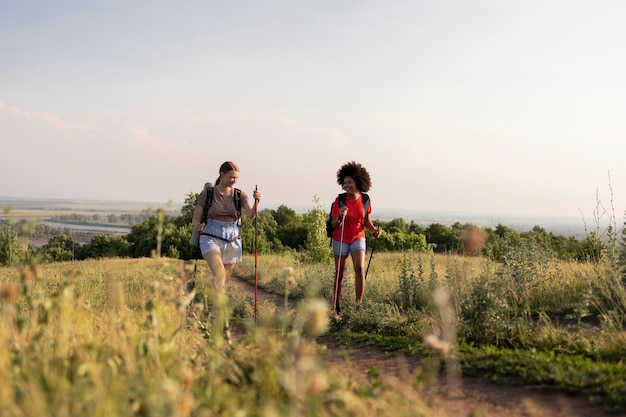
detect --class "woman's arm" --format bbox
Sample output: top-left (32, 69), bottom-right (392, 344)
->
top-left (365, 218), bottom-right (381, 238)
top-left (242, 189), bottom-right (261, 219)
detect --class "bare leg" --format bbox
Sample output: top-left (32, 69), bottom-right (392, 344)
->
top-left (351, 250), bottom-right (366, 303)
top-left (203, 251), bottom-right (232, 338)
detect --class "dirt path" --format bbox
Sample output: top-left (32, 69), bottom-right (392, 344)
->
top-left (229, 276), bottom-right (626, 417)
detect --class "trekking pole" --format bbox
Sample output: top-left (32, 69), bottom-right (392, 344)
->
top-left (190, 246), bottom-right (199, 294)
top-left (332, 213), bottom-right (345, 313)
top-left (254, 185), bottom-right (259, 322)
top-left (364, 226), bottom-right (380, 281)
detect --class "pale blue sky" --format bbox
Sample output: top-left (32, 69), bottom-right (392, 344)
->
top-left (1, 0), bottom-right (625, 220)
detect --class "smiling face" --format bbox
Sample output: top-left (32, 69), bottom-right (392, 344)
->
top-left (342, 176), bottom-right (358, 194)
top-left (221, 169), bottom-right (239, 188)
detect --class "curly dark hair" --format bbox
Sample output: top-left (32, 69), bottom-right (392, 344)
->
top-left (336, 161), bottom-right (372, 192)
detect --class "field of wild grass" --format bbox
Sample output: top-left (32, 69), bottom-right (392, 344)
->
top-left (0, 257), bottom-right (441, 417)
top-left (235, 250), bottom-right (626, 410)
top-left (2, 249), bottom-right (626, 415)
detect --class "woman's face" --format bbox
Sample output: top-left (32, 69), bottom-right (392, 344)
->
top-left (221, 170), bottom-right (239, 187)
top-left (342, 176), bottom-right (358, 193)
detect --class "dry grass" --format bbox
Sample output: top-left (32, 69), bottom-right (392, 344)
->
top-left (0, 257), bottom-right (443, 417)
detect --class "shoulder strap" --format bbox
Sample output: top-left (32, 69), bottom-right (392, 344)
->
top-left (338, 193), bottom-right (370, 221)
top-left (362, 193), bottom-right (370, 221)
top-left (234, 188), bottom-right (242, 219)
top-left (338, 193), bottom-right (347, 207)
top-left (201, 186), bottom-right (214, 224)
top-left (202, 186), bottom-right (242, 223)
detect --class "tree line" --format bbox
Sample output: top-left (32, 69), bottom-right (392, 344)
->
top-left (45, 213), bottom-right (150, 227)
top-left (0, 192), bottom-right (622, 266)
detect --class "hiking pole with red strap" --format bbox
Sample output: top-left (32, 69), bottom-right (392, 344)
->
top-left (332, 211), bottom-right (346, 314)
top-left (364, 226), bottom-right (380, 281)
top-left (254, 185), bottom-right (259, 322)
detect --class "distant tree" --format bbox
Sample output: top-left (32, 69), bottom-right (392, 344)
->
top-left (76, 234), bottom-right (130, 259)
top-left (125, 213), bottom-right (174, 258)
top-left (40, 234), bottom-right (76, 262)
top-left (385, 218), bottom-right (409, 234)
top-left (240, 209), bottom-right (280, 254)
top-left (176, 192), bottom-right (199, 228)
top-left (272, 205), bottom-right (307, 250)
top-left (375, 229), bottom-right (433, 253)
top-left (425, 223), bottom-right (458, 253)
top-left (408, 221), bottom-right (426, 236)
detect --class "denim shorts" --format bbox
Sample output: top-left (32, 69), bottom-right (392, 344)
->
top-left (332, 237), bottom-right (366, 256)
top-left (199, 219), bottom-right (242, 264)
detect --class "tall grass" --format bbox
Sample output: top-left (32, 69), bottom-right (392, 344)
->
top-left (1, 257), bottom-right (441, 417)
top-left (2, 224), bottom-right (626, 414)
top-left (234, 244), bottom-right (626, 410)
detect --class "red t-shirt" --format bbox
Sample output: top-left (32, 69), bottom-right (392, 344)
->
top-left (331, 194), bottom-right (371, 243)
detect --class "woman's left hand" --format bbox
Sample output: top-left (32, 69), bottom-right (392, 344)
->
top-left (253, 189), bottom-right (261, 201)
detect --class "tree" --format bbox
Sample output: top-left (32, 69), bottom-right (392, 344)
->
top-left (386, 218), bottom-right (409, 234)
top-left (0, 226), bottom-right (28, 266)
top-left (176, 191), bottom-right (199, 228)
top-left (40, 234), bottom-right (76, 262)
top-left (298, 200), bottom-right (333, 263)
top-left (125, 210), bottom-right (177, 258)
top-left (240, 209), bottom-right (279, 254)
top-left (424, 223), bottom-right (458, 253)
top-left (270, 205), bottom-right (307, 250)
top-left (76, 234), bottom-right (130, 259)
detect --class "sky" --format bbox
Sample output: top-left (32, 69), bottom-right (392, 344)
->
top-left (1, 0), bottom-right (625, 222)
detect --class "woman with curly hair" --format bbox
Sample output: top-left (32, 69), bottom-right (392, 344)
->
top-left (329, 161), bottom-right (381, 315)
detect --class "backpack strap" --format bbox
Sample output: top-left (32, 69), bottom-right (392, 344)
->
top-left (201, 186), bottom-right (213, 224)
top-left (339, 192), bottom-right (370, 222)
top-left (201, 186), bottom-right (242, 224)
top-left (362, 193), bottom-right (370, 222)
top-left (338, 193), bottom-right (347, 209)
top-left (234, 188), bottom-right (242, 225)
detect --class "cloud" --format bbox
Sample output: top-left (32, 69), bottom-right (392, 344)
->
top-left (0, 101), bottom-right (89, 131)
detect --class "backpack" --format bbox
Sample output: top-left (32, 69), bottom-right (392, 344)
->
top-left (325, 192), bottom-right (370, 239)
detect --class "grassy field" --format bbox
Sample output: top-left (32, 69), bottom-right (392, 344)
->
top-left (0, 256), bottom-right (441, 416)
top-left (1, 251), bottom-right (626, 415)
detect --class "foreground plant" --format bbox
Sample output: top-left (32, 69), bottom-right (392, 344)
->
top-left (0, 258), bottom-right (436, 417)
